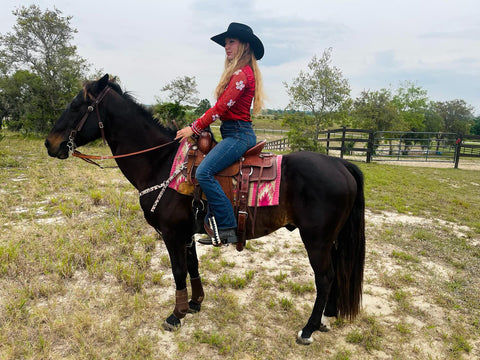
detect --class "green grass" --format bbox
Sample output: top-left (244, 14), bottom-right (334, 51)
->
top-left (391, 250), bottom-right (420, 263)
top-left (346, 316), bottom-right (383, 352)
top-left (217, 271), bottom-right (255, 289)
top-left (1, 133), bottom-right (479, 359)
top-left (358, 162), bottom-right (480, 232)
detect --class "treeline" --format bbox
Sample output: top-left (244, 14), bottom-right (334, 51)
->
top-left (278, 87), bottom-right (480, 151)
top-left (280, 49), bottom-right (479, 151)
top-left (1, 5), bottom-right (479, 142)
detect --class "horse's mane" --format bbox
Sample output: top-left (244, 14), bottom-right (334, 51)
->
top-left (111, 81), bottom-right (177, 138)
top-left (86, 78), bottom-right (176, 138)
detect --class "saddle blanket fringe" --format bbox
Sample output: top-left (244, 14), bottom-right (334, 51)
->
top-left (168, 138), bottom-right (282, 207)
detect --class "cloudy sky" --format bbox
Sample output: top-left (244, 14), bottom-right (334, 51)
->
top-left (1, 0), bottom-right (479, 115)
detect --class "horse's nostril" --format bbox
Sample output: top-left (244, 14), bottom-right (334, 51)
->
top-left (45, 139), bottom-right (50, 149)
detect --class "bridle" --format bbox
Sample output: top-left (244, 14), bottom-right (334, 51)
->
top-left (67, 85), bottom-right (177, 168)
top-left (68, 86), bottom-right (111, 153)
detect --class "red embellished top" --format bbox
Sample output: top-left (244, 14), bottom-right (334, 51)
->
top-left (190, 65), bottom-right (255, 135)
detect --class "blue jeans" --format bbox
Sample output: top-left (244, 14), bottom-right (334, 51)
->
top-left (196, 120), bottom-right (256, 229)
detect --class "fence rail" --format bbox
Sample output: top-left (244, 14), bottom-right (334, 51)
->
top-left (264, 128), bottom-right (480, 168)
top-left (264, 138), bottom-right (290, 152)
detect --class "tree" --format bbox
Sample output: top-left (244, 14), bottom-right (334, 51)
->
top-left (283, 112), bottom-right (322, 152)
top-left (194, 98), bottom-right (211, 117)
top-left (160, 76), bottom-right (199, 107)
top-left (154, 76), bottom-right (202, 129)
top-left (284, 48), bottom-right (351, 140)
top-left (472, 116), bottom-right (480, 136)
top-left (152, 102), bottom-right (186, 128)
top-left (0, 70), bottom-right (43, 131)
top-left (0, 5), bottom-right (87, 133)
top-left (351, 89), bottom-right (400, 131)
top-left (423, 103), bottom-right (444, 133)
top-left (432, 99), bottom-right (474, 135)
top-left (391, 82), bottom-right (429, 132)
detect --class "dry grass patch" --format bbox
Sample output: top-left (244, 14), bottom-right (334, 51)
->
top-left (1, 135), bottom-right (479, 359)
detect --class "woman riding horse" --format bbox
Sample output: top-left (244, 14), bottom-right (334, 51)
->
top-left (175, 23), bottom-right (266, 246)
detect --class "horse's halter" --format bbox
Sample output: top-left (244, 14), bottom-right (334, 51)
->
top-left (67, 86), bottom-right (111, 153)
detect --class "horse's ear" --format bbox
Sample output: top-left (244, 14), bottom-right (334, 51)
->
top-left (96, 74), bottom-right (109, 92)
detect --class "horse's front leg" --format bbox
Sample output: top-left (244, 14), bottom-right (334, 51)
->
top-left (186, 239), bottom-right (205, 313)
top-left (162, 232), bottom-right (191, 331)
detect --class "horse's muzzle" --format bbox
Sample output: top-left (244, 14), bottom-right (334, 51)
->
top-left (45, 138), bottom-right (69, 159)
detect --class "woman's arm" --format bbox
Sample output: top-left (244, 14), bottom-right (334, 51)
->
top-left (190, 69), bottom-right (249, 134)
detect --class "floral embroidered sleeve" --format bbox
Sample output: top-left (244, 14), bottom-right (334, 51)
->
top-left (190, 69), bottom-right (249, 134)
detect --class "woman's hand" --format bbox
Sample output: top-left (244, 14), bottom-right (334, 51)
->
top-left (175, 126), bottom-right (194, 142)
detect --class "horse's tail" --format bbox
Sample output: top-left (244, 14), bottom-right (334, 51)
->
top-left (334, 161), bottom-right (365, 320)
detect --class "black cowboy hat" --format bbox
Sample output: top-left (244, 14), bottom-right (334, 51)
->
top-left (211, 22), bottom-right (264, 60)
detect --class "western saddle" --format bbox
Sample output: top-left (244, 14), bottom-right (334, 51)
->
top-left (185, 131), bottom-right (277, 251)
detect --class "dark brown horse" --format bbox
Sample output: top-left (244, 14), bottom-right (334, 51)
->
top-left (45, 75), bottom-right (365, 345)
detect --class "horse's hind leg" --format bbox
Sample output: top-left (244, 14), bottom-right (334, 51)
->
top-left (323, 246), bottom-right (338, 318)
top-left (297, 229), bottom-right (335, 345)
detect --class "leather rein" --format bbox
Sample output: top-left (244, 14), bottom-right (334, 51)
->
top-left (68, 86), bottom-right (177, 168)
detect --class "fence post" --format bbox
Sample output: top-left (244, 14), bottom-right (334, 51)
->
top-left (426, 135), bottom-right (431, 161)
top-left (367, 131), bottom-right (374, 163)
top-left (454, 136), bottom-right (462, 169)
top-left (326, 131), bottom-right (331, 156)
top-left (340, 126), bottom-right (346, 159)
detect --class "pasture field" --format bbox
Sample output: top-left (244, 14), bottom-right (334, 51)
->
top-left (1, 133), bottom-right (479, 359)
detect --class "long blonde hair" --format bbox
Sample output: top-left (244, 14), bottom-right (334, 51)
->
top-left (214, 42), bottom-right (265, 115)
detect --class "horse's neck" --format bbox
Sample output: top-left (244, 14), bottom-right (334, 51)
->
top-left (104, 101), bottom-right (176, 190)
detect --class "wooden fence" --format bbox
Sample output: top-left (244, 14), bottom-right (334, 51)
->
top-left (264, 138), bottom-right (290, 152)
top-left (263, 128), bottom-right (480, 168)
top-left (320, 128), bottom-right (373, 162)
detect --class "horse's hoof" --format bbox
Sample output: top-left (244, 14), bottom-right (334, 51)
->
top-left (163, 314), bottom-right (181, 331)
top-left (296, 330), bottom-right (313, 345)
top-left (188, 300), bottom-right (201, 313)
